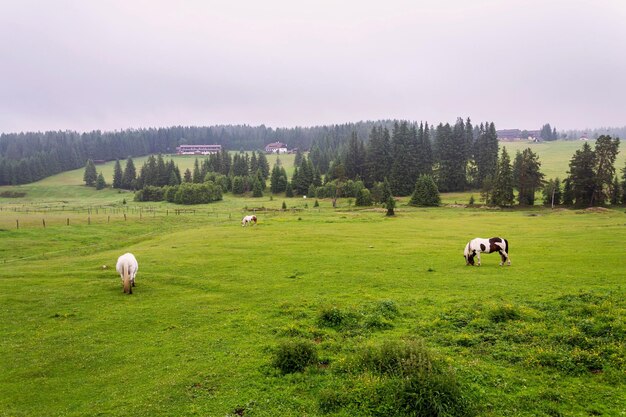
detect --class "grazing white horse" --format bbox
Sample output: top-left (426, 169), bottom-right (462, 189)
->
top-left (464, 237), bottom-right (510, 266)
top-left (241, 215), bottom-right (257, 227)
top-left (116, 253), bottom-right (139, 294)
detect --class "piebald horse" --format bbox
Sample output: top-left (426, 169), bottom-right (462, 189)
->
top-left (116, 253), bottom-right (139, 294)
top-left (464, 237), bottom-right (510, 266)
top-left (242, 215), bottom-right (257, 226)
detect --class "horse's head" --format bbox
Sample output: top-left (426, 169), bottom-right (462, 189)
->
top-left (252, 216), bottom-right (257, 223)
top-left (463, 242), bottom-right (475, 266)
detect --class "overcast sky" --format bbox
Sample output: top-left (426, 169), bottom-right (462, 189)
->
top-left (1, 0), bottom-right (625, 133)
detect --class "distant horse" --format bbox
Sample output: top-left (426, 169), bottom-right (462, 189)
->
top-left (116, 253), bottom-right (139, 294)
top-left (242, 215), bottom-right (257, 227)
top-left (464, 237), bottom-right (510, 266)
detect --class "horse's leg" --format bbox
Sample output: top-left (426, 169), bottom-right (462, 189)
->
top-left (501, 250), bottom-right (511, 266)
top-left (476, 252), bottom-right (481, 266)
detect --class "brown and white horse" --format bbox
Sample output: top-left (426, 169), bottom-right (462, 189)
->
top-left (241, 215), bottom-right (257, 227)
top-left (116, 253), bottom-right (139, 294)
top-left (464, 237), bottom-right (510, 266)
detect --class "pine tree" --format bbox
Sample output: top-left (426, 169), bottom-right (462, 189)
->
top-left (112, 160), bottom-right (123, 189)
top-left (562, 177), bottom-right (574, 205)
top-left (513, 148), bottom-right (544, 205)
top-left (257, 152), bottom-right (270, 180)
top-left (567, 142), bottom-right (596, 206)
top-left (95, 172), bottom-right (106, 190)
top-left (344, 132), bottom-right (366, 180)
top-left (416, 122), bottom-right (433, 177)
top-left (593, 135), bottom-right (620, 205)
top-left (192, 158), bottom-right (202, 183)
top-left (474, 122), bottom-right (499, 188)
top-left (83, 159), bottom-right (97, 187)
top-left (365, 126), bottom-right (392, 186)
top-left (390, 121), bottom-right (415, 195)
top-left (409, 175), bottom-right (440, 206)
top-left (252, 176), bottom-right (263, 197)
top-left (122, 157), bottom-right (137, 190)
top-left (183, 168), bottom-right (192, 183)
top-left (490, 147), bottom-right (514, 206)
top-left (610, 176), bottom-right (621, 205)
top-left (285, 182), bottom-right (294, 197)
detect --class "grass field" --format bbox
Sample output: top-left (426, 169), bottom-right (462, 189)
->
top-left (0, 140), bottom-right (625, 416)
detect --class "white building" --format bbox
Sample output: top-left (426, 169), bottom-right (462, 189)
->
top-left (264, 142), bottom-right (288, 154)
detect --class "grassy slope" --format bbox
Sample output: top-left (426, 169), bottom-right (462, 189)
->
top-left (0, 141), bottom-right (625, 416)
top-left (501, 139), bottom-right (626, 180)
top-left (0, 203), bottom-right (625, 416)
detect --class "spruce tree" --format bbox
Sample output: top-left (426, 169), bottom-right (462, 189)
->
top-left (562, 178), bottom-right (574, 205)
top-left (365, 126), bottom-right (392, 186)
top-left (192, 158), bottom-right (202, 183)
top-left (83, 159), bottom-right (97, 187)
top-left (112, 160), bottom-right (123, 189)
top-left (490, 147), bottom-right (514, 206)
top-left (95, 172), bottom-right (106, 190)
top-left (513, 148), bottom-right (544, 205)
top-left (344, 132), bottom-right (366, 180)
top-left (416, 122), bottom-right (433, 177)
top-left (257, 152), bottom-right (270, 180)
top-left (183, 168), bottom-right (192, 183)
top-left (390, 121), bottom-right (415, 195)
top-left (122, 157), bottom-right (137, 190)
top-left (409, 175), bottom-right (440, 206)
top-left (252, 176), bottom-right (263, 197)
top-left (610, 176), bottom-right (620, 205)
top-left (593, 135), bottom-right (620, 205)
top-left (474, 122), bottom-right (499, 188)
top-left (567, 142), bottom-right (596, 206)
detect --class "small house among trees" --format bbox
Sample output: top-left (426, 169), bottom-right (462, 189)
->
top-left (265, 142), bottom-right (288, 154)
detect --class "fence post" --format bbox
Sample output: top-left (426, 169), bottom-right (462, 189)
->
top-left (43, 219), bottom-right (46, 228)
top-left (124, 213), bottom-right (127, 221)
top-left (67, 218), bottom-right (70, 226)
top-left (16, 219), bottom-right (19, 229)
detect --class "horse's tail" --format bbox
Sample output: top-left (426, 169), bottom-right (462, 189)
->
top-left (504, 238), bottom-right (509, 254)
top-left (123, 263), bottom-right (132, 294)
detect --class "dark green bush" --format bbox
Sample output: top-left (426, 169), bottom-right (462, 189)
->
top-left (340, 340), bottom-right (474, 416)
top-left (318, 307), bottom-right (346, 328)
top-left (488, 304), bottom-right (521, 323)
top-left (272, 340), bottom-right (318, 374)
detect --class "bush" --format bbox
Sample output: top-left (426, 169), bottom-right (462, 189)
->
top-left (318, 306), bottom-right (345, 328)
top-left (347, 340), bottom-right (474, 416)
top-left (272, 340), bottom-right (318, 374)
top-left (488, 304), bottom-right (521, 323)
top-left (355, 188), bottom-right (373, 206)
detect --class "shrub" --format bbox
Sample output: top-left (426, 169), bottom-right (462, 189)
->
top-left (350, 340), bottom-right (474, 416)
top-left (488, 304), bottom-right (521, 323)
top-left (318, 306), bottom-right (345, 328)
top-left (272, 340), bottom-right (318, 374)
top-left (355, 188), bottom-right (373, 206)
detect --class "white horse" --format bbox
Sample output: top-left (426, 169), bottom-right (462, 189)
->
top-left (116, 253), bottom-right (139, 294)
top-left (464, 237), bottom-right (510, 266)
top-left (242, 215), bottom-right (257, 227)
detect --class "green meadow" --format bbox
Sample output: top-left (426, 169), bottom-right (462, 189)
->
top-left (0, 140), bottom-right (625, 416)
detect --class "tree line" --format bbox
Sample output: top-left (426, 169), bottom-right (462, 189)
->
top-left (0, 122), bottom-right (394, 185)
